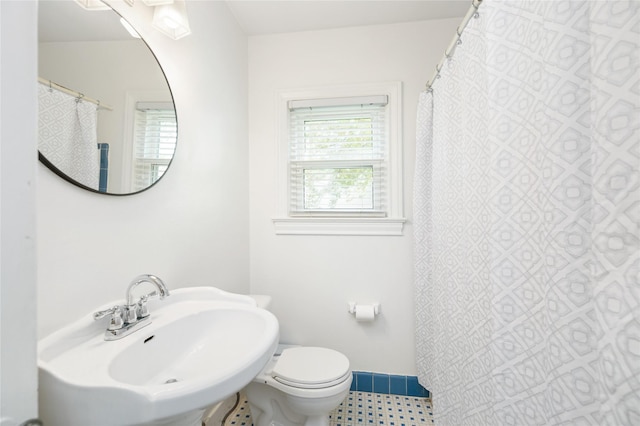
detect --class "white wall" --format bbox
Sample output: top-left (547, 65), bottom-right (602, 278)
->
top-left (248, 19), bottom-right (459, 375)
top-left (0, 1), bottom-right (38, 424)
top-left (37, 0), bottom-right (250, 338)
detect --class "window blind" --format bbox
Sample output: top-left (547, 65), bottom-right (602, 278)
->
top-left (288, 98), bottom-right (388, 215)
top-left (133, 102), bottom-right (176, 191)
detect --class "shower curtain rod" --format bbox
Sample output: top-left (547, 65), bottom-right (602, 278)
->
top-left (38, 77), bottom-right (113, 111)
top-left (425, 0), bottom-right (482, 91)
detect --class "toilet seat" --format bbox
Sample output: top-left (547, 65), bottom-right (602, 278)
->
top-left (272, 347), bottom-right (350, 389)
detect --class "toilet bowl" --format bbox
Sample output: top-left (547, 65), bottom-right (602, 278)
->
top-left (245, 344), bottom-right (352, 426)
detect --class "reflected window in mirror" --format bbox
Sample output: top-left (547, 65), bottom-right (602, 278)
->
top-left (132, 102), bottom-right (177, 192)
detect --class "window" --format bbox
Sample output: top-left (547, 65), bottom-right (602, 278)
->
top-left (132, 102), bottom-right (177, 192)
top-left (289, 97), bottom-right (387, 215)
top-left (274, 82), bottom-right (405, 235)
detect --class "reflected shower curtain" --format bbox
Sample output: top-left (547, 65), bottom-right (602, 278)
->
top-left (414, 1), bottom-right (639, 424)
top-left (38, 84), bottom-right (100, 189)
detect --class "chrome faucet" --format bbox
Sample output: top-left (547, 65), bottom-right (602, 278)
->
top-left (94, 274), bottom-right (170, 341)
top-left (125, 274), bottom-right (170, 321)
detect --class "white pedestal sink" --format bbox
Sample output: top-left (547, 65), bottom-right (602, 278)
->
top-left (38, 287), bottom-right (279, 426)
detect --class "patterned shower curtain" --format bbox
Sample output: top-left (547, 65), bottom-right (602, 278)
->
top-left (414, 1), bottom-right (639, 424)
top-left (38, 83), bottom-right (100, 190)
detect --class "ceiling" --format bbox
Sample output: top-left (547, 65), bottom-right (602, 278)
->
top-left (38, 0), bottom-right (471, 42)
top-left (226, 0), bottom-right (471, 36)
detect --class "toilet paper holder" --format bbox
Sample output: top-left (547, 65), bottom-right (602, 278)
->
top-left (347, 302), bottom-right (380, 316)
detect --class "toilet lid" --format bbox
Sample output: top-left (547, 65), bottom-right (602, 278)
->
top-left (272, 347), bottom-right (350, 387)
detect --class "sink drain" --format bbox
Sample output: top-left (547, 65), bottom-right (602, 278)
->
top-left (164, 378), bottom-right (178, 384)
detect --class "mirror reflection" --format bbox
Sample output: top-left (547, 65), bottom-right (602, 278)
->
top-left (38, 1), bottom-right (176, 195)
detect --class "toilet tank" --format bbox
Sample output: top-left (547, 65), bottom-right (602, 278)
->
top-left (249, 295), bottom-right (272, 310)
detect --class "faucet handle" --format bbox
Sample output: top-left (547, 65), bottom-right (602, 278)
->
top-left (93, 306), bottom-right (125, 331)
top-left (137, 294), bottom-right (151, 319)
top-left (108, 306), bottom-right (125, 331)
top-left (93, 305), bottom-right (120, 320)
top-left (143, 290), bottom-right (158, 299)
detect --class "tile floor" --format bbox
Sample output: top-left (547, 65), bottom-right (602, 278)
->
top-left (221, 391), bottom-right (434, 426)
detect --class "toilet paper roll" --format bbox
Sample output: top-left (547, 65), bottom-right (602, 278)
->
top-left (355, 305), bottom-right (376, 322)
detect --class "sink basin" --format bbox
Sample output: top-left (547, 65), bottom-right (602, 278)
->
top-left (38, 287), bottom-right (279, 426)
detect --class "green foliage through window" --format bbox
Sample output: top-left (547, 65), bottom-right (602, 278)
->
top-left (303, 167), bottom-right (374, 209)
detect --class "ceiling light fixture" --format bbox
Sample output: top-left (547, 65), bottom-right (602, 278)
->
top-left (152, 0), bottom-right (191, 40)
top-left (75, 0), bottom-right (133, 10)
top-left (73, 0), bottom-right (111, 11)
top-left (142, 0), bottom-right (174, 5)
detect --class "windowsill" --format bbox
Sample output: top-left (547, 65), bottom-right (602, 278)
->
top-left (272, 217), bottom-right (406, 236)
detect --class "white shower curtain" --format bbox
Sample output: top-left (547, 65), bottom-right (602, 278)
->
top-left (414, 1), bottom-right (639, 425)
top-left (38, 84), bottom-right (100, 189)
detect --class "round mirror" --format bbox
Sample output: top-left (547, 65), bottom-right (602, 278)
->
top-left (37, 1), bottom-right (177, 195)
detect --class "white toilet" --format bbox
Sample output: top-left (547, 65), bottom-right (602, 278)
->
top-left (245, 296), bottom-right (352, 426)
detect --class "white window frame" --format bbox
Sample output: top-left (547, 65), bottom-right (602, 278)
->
top-left (131, 102), bottom-right (176, 191)
top-left (122, 90), bottom-right (174, 192)
top-left (273, 82), bottom-right (405, 236)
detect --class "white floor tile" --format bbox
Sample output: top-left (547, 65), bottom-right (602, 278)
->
top-left (217, 391), bottom-right (434, 426)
